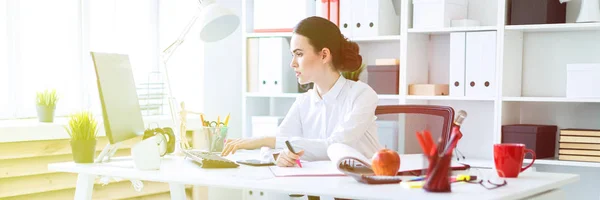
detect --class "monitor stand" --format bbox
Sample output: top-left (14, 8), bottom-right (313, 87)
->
top-left (95, 143), bottom-right (122, 163)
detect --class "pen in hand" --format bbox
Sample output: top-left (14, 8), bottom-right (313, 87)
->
top-left (285, 140), bottom-right (303, 168)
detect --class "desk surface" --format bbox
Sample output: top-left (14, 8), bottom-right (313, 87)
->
top-left (48, 151), bottom-right (579, 200)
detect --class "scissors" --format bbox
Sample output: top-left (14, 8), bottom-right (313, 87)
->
top-left (206, 121), bottom-right (225, 128)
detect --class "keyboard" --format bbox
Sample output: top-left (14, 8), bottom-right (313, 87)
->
top-left (183, 150), bottom-right (239, 168)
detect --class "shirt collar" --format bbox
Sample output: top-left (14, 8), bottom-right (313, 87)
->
top-left (311, 75), bottom-right (347, 103)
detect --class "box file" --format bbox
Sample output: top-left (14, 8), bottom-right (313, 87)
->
top-left (449, 31), bottom-right (496, 98)
top-left (465, 31), bottom-right (496, 98)
top-left (253, 0), bottom-right (316, 32)
top-left (317, 0), bottom-right (340, 26)
top-left (449, 32), bottom-right (466, 97)
top-left (340, 0), bottom-right (400, 38)
top-left (246, 38), bottom-right (260, 93)
top-left (257, 37), bottom-right (296, 93)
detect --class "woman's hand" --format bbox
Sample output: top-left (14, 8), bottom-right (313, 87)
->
top-left (276, 149), bottom-right (305, 167)
top-left (220, 137), bottom-right (273, 156)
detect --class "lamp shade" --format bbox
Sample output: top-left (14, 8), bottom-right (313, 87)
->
top-left (198, 2), bottom-right (240, 42)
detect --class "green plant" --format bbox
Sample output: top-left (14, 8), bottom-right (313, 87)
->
top-left (342, 63), bottom-right (366, 81)
top-left (65, 111), bottom-right (98, 141)
top-left (36, 89), bottom-right (59, 107)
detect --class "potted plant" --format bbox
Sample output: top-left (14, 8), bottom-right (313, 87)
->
top-left (341, 63), bottom-right (366, 81)
top-left (36, 89), bottom-right (58, 122)
top-left (65, 111), bottom-right (98, 163)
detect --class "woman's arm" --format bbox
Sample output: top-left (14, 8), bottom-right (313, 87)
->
top-left (278, 86), bottom-right (379, 161)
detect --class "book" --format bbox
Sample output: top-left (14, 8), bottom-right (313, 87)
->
top-left (559, 136), bottom-right (600, 144)
top-left (559, 149), bottom-right (600, 156)
top-left (560, 143), bottom-right (600, 150)
top-left (268, 143), bottom-right (468, 177)
top-left (558, 155), bottom-right (600, 162)
top-left (560, 129), bottom-right (600, 137)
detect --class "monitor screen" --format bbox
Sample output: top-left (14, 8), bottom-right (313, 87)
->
top-left (91, 52), bottom-right (145, 144)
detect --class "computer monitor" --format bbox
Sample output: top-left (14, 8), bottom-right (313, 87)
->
top-left (90, 52), bottom-right (146, 162)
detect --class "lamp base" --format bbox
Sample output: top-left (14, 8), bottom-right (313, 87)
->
top-left (576, 0), bottom-right (600, 23)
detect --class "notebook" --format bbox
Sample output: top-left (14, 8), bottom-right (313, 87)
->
top-left (268, 143), bottom-right (469, 177)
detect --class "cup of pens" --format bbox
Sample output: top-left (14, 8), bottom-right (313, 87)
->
top-left (200, 114), bottom-right (230, 152)
top-left (201, 126), bottom-right (229, 152)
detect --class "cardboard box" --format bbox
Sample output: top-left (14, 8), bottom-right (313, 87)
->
top-left (408, 84), bottom-right (449, 96)
top-left (375, 58), bottom-right (400, 66)
top-left (367, 65), bottom-right (399, 94)
top-left (502, 124), bottom-right (558, 159)
top-left (566, 63), bottom-right (600, 98)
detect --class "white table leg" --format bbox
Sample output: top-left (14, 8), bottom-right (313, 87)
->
top-left (169, 183), bottom-right (186, 200)
top-left (74, 173), bottom-right (96, 200)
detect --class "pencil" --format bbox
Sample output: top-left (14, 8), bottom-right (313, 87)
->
top-left (224, 113), bottom-right (230, 126)
top-left (200, 114), bottom-right (206, 127)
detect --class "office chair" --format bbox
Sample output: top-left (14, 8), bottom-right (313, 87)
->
top-left (375, 104), bottom-right (467, 162)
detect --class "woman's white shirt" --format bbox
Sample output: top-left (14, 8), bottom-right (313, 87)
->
top-left (275, 75), bottom-right (383, 161)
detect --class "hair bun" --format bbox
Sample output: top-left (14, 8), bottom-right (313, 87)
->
top-left (340, 39), bottom-right (363, 72)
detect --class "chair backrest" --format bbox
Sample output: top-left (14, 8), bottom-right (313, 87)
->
top-left (375, 105), bottom-right (455, 153)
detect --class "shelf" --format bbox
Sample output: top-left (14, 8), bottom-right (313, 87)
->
top-left (246, 32), bottom-right (292, 38)
top-left (377, 94), bottom-right (401, 100)
top-left (244, 92), bottom-right (302, 98)
top-left (408, 26), bottom-right (497, 34)
top-left (505, 23), bottom-right (600, 32)
top-left (245, 92), bottom-right (401, 100)
top-left (524, 158), bottom-right (600, 168)
top-left (246, 32), bottom-right (401, 42)
top-left (406, 95), bottom-right (495, 101)
top-left (350, 35), bottom-right (401, 42)
top-left (503, 97), bottom-right (600, 103)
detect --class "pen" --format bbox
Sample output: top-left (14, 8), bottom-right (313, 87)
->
top-left (285, 140), bottom-right (303, 168)
top-left (200, 114), bottom-right (206, 127)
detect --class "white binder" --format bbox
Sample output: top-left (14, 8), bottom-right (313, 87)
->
top-left (257, 37), bottom-right (295, 93)
top-left (465, 31), bottom-right (496, 98)
top-left (339, 0), bottom-right (354, 38)
top-left (361, 0), bottom-right (400, 37)
top-left (449, 32), bottom-right (466, 96)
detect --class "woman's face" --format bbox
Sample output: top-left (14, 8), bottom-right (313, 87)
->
top-left (290, 34), bottom-right (328, 85)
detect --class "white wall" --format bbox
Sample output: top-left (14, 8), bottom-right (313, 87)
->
top-left (202, 0), bottom-right (244, 199)
top-left (202, 0), bottom-right (243, 139)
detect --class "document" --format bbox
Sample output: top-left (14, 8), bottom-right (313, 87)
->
top-left (268, 143), bottom-right (469, 177)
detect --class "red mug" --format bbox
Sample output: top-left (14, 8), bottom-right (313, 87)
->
top-left (493, 143), bottom-right (536, 178)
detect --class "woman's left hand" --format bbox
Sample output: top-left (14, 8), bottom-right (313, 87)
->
top-left (221, 137), bottom-right (269, 156)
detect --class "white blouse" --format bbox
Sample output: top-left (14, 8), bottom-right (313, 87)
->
top-left (274, 75), bottom-right (383, 161)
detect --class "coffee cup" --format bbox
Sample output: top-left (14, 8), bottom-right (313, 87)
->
top-left (493, 143), bottom-right (536, 178)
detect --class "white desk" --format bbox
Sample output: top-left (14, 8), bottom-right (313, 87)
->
top-left (48, 151), bottom-right (579, 200)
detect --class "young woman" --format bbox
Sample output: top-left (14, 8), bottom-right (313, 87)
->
top-left (221, 16), bottom-right (382, 167)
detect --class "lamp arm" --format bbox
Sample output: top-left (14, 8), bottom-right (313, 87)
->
top-left (161, 14), bottom-right (200, 63)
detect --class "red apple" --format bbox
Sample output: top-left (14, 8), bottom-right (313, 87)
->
top-left (371, 148), bottom-right (401, 176)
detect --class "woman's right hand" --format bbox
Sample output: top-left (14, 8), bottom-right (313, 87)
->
top-left (276, 149), bottom-right (305, 167)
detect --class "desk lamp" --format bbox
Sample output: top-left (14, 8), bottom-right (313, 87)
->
top-left (161, 0), bottom-right (239, 154)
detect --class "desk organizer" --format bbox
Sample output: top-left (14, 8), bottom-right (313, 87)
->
top-left (508, 0), bottom-right (566, 25)
top-left (502, 124), bottom-right (558, 159)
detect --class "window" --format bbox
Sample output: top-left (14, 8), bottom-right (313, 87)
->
top-left (0, 0), bottom-right (168, 120)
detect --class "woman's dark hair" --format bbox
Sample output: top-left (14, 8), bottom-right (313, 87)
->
top-left (292, 16), bottom-right (363, 73)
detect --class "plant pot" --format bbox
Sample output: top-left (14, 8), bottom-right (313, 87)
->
top-left (36, 105), bottom-right (56, 123)
top-left (70, 139), bottom-right (97, 163)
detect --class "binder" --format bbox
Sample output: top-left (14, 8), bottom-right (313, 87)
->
top-left (317, 0), bottom-right (340, 26)
top-left (246, 38), bottom-right (260, 93)
top-left (339, 0), bottom-right (353, 38)
top-left (449, 32), bottom-right (466, 96)
top-left (361, 0), bottom-right (400, 37)
top-left (257, 38), bottom-right (295, 93)
top-left (465, 31), bottom-right (496, 97)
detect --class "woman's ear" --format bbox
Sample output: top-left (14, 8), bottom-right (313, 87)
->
top-left (321, 48), bottom-right (332, 64)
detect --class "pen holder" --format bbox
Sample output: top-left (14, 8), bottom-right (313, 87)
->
top-left (199, 126), bottom-right (229, 152)
top-left (423, 152), bottom-right (452, 192)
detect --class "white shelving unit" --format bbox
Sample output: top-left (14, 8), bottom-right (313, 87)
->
top-left (239, 0), bottom-right (600, 198)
